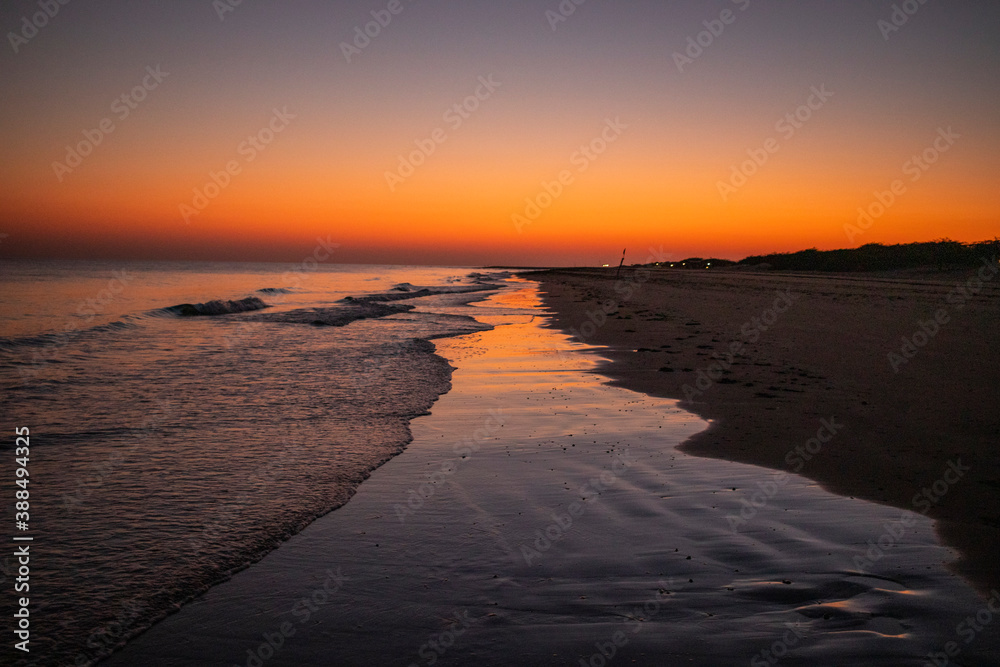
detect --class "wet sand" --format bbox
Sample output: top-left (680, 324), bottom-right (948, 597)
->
top-left (104, 282), bottom-right (998, 665)
top-left (532, 266), bottom-right (1000, 597)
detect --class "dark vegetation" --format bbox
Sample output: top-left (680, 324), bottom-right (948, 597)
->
top-left (647, 239), bottom-right (999, 272)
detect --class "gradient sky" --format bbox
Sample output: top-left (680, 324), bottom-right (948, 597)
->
top-left (1, 0), bottom-right (997, 266)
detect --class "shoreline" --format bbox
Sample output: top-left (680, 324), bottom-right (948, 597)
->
top-left (101, 282), bottom-right (998, 665)
top-left (0, 272), bottom-right (503, 667)
top-left (530, 266), bottom-right (1000, 596)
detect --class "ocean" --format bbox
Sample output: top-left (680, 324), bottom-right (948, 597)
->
top-left (0, 260), bottom-right (509, 666)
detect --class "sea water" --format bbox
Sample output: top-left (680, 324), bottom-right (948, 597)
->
top-left (0, 260), bottom-right (505, 665)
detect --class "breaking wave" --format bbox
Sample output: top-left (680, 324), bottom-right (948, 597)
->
top-left (159, 296), bottom-right (270, 317)
top-left (255, 302), bottom-right (415, 327)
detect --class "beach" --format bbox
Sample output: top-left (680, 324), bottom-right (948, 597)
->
top-left (100, 279), bottom-right (1000, 665)
top-left (533, 265), bottom-right (1000, 597)
top-left (5, 2), bottom-right (1000, 664)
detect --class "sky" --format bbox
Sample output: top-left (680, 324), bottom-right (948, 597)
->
top-left (0, 0), bottom-right (997, 266)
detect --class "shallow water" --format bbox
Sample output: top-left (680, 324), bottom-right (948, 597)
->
top-left (102, 281), bottom-right (999, 666)
top-left (0, 261), bottom-right (502, 665)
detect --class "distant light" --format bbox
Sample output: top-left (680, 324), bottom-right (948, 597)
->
top-left (602, 264), bottom-right (609, 267)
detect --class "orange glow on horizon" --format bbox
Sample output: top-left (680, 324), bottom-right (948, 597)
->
top-left (3, 71), bottom-right (997, 264)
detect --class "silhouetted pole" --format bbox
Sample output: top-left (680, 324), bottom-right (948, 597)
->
top-left (614, 248), bottom-right (626, 279)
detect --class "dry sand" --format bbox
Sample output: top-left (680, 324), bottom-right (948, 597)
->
top-left (533, 265), bottom-right (1000, 596)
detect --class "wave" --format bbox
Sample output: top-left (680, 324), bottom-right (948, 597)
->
top-left (257, 287), bottom-right (295, 295)
top-left (469, 270), bottom-right (513, 282)
top-left (343, 283), bottom-right (500, 304)
top-left (342, 289), bottom-right (436, 303)
top-left (0, 319), bottom-right (136, 352)
top-left (255, 302), bottom-right (415, 327)
top-left (159, 297), bottom-right (270, 317)
top-left (247, 276), bottom-right (507, 329)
